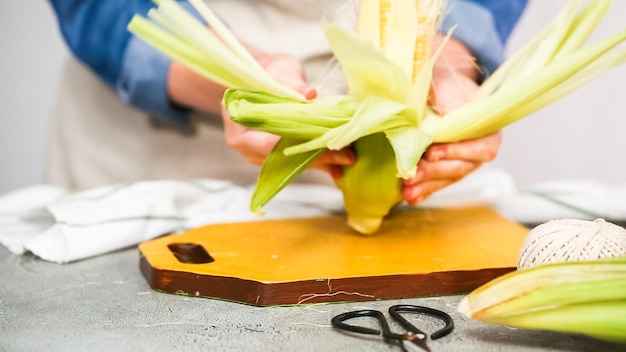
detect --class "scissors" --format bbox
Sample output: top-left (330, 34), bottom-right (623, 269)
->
top-left (331, 304), bottom-right (454, 352)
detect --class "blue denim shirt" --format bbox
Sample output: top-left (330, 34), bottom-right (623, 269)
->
top-left (49, 0), bottom-right (198, 124)
top-left (443, 0), bottom-right (528, 77)
top-left (49, 0), bottom-right (528, 124)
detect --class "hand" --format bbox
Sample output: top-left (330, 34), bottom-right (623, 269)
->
top-left (428, 34), bottom-right (482, 115)
top-left (402, 131), bottom-right (502, 205)
top-left (402, 35), bottom-right (502, 205)
top-left (222, 51), bottom-right (355, 178)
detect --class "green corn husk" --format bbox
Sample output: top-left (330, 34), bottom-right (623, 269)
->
top-left (229, 0), bottom-right (625, 234)
top-left (128, 0), bottom-right (305, 100)
top-left (458, 256), bottom-right (626, 344)
top-left (251, 138), bottom-right (325, 214)
top-left (129, 0), bottom-right (626, 234)
top-left (334, 133), bottom-right (404, 234)
top-left (225, 90), bottom-right (357, 139)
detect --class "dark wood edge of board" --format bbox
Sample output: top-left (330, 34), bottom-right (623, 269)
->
top-left (139, 253), bottom-right (515, 306)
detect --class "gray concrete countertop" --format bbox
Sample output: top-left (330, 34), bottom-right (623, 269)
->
top-left (1, 245), bottom-right (624, 352)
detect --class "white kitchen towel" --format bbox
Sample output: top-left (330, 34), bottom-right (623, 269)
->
top-left (0, 185), bottom-right (68, 254)
top-left (0, 180), bottom-right (345, 263)
top-left (493, 180), bottom-right (626, 225)
top-left (0, 168), bottom-right (517, 263)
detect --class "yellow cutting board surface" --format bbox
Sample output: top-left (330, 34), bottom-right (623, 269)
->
top-left (139, 206), bottom-right (529, 305)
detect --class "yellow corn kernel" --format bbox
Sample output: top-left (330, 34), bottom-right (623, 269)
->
top-left (413, 0), bottom-right (443, 83)
top-left (379, 0), bottom-right (392, 48)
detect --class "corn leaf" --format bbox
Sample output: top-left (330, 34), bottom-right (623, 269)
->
top-left (503, 47), bottom-right (626, 124)
top-left (424, 28), bottom-right (626, 142)
top-left (458, 257), bottom-right (626, 343)
top-left (188, 0), bottom-right (266, 73)
top-left (283, 95), bottom-right (409, 155)
top-left (323, 23), bottom-right (410, 102)
top-left (551, 0), bottom-right (612, 61)
top-left (250, 138), bottom-right (324, 214)
top-left (224, 89), bottom-right (356, 139)
top-left (385, 125), bottom-right (433, 179)
top-left (129, 0), bottom-right (304, 100)
top-left (334, 133), bottom-right (404, 235)
top-left (127, 16), bottom-right (234, 88)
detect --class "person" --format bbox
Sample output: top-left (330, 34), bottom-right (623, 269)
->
top-left (46, 0), bottom-right (527, 206)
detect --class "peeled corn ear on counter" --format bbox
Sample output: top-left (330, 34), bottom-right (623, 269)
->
top-left (128, 0), bottom-right (626, 234)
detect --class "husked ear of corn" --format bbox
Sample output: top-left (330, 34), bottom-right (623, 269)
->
top-left (128, 0), bottom-right (626, 234)
top-left (324, 0), bottom-right (443, 234)
top-left (458, 256), bottom-right (626, 344)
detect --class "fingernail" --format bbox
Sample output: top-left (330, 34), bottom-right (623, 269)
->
top-left (302, 86), bottom-right (317, 99)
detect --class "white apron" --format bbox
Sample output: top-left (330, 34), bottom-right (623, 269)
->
top-left (46, 0), bottom-right (358, 190)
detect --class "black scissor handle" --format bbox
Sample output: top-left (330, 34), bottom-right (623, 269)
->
top-left (388, 305), bottom-right (454, 340)
top-left (331, 309), bottom-right (392, 336)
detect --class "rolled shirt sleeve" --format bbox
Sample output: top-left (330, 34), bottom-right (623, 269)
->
top-left (117, 1), bottom-right (206, 124)
top-left (116, 35), bottom-right (191, 124)
top-left (442, 0), bottom-right (528, 76)
top-left (50, 0), bottom-right (197, 124)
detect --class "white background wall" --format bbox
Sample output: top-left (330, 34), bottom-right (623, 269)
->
top-left (0, 0), bottom-right (66, 193)
top-left (0, 0), bottom-right (625, 194)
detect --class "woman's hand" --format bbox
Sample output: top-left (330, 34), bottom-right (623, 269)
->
top-left (402, 34), bottom-right (502, 205)
top-left (402, 131), bottom-right (502, 205)
top-left (222, 51), bottom-right (355, 178)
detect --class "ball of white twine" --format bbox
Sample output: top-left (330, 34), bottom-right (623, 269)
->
top-left (518, 218), bottom-right (626, 270)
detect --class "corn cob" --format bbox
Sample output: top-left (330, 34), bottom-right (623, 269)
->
top-left (458, 256), bottom-right (626, 343)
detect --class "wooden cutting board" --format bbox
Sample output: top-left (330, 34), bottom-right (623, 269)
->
top-left (139, 206), bottom-right (529, 306)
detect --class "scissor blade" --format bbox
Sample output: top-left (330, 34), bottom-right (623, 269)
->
top-left (402, 339), bottom-right (430, 352)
